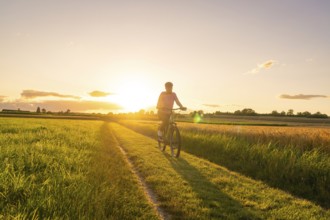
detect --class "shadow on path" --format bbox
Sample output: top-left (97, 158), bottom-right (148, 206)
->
top-left (164, 154), bottom-right (261, 220)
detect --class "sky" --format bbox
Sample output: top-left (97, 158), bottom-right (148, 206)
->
top-left (1, 0), bottom-right (330, 114)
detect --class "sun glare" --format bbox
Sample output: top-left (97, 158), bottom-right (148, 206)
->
top-left (113, 81), bottom-right (155, 112)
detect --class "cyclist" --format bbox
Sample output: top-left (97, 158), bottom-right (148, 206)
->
top-left (157, 82), bottom-right (186, 140)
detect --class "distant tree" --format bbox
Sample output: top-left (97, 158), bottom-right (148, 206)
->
top-left (303, 111), bottom-right (311, 117)
top-left (271, 110), bottom-right (280, 116)
top-left (138, 109), bottom-right (145, 115)
top-left (310, 111), bottom-right (328, 118)
top-left (215, 111), bottom-right (222, 115)
top-left (234, 110), bottom-right (241, 115)
top-left (241, 108), bottom-right (256, 115)
top-left (280, 111), bottom-right (286, 116)
top-left (191, 110), bottom-right (204, 117)
top-left (66, 109), bottom-right (71, 114)
top-left (36, 107), bottom-right (41, 113)
top-left (42, 108), bottom-right (46, 113)
top-left (296, 111), bottom-right (311, 117)
top-left (204, 113), bottom-right (214, 117)
top-left (287, 109), bottom-right (294, 116)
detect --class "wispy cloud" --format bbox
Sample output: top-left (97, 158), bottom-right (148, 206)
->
top-left (203, 104), bottom-right (220, 108)
top-left (280, 94), bottom-right (328, 100)
top-left (0, 96), bottom-right (6, 102)
top-left (21, 90), bottom-right (80, 99)
top-left (1, 90), bottom-right (121, 112)
top-left (0, 100), bottom-right (122, 112)
top-left (39, 100), bottom-right (121, 112)
top-left (245, 60), bottom-right (277, 75)
top-left (89, 90), bottom-right (112, 97)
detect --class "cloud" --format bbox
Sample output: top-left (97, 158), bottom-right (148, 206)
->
top-left (39, 100), bottom-right (121, 112)
top-left (245, 60), bottom-right (276, 75)
top-left (0, 100), bottom-right (122, 112)
top-left (280, 94), bottom-right (328, 100)
top-left (262, 60), bottom-right (275, 69)
top-left (89, 90), bottom-right (112, 97)
top-left (21, 90), bottom-right (80, 99)
top-left (0, 96), bottom-right (6, 102)
top-left (203, 104), bottom-right (220, 108)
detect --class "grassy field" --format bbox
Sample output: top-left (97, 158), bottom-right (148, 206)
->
top-left (0, 117), bottom-right (158, 219)
top-left (177, 115), bottom-right (330, 127)
top-left (1, 116), bottom-right (329, 219)
top-left (119, 120), bottom-right (330, 209)
top-left (110, 122), bottom-right (330, 219)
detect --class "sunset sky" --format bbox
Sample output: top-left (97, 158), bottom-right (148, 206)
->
top-left (1, 0), bottom-right (330, 114)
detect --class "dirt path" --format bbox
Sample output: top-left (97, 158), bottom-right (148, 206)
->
top-left (112, 134), bottom-right (169, 220)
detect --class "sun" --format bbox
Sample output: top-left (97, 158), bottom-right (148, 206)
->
top-left (113, 81), bottom-right (155, 112)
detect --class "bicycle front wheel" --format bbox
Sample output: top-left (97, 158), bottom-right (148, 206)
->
top-left (170, 126), bottom-right (181, 157)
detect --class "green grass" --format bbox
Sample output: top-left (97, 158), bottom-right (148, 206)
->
top-left (177, 118), bottom-right (288, 127)
top-left (118, 120), bottom-right (330, 209)
top-left (2, 117), bottom-right (329, 219)
top-left (0, 118), bottom-right (158, 219)
top-left (176, 115), bottom-right (330, 127)
top-left (110, 122), bottom-right (330, 219)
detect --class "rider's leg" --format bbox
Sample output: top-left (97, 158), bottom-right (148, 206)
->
top-left (158, 112), bottom-right (170, 138)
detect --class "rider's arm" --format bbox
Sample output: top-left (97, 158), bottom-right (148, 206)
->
top-left (173, 93), bottom-right (184, 109)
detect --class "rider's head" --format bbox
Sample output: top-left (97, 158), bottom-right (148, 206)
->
top-left (165, 82), bottom-right (173, 93)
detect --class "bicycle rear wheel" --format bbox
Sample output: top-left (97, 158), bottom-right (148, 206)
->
top-left (170, 126), bottom-right (181, 157)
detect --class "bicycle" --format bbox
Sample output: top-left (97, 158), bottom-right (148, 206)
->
top-left (158, 108), bottom-right (182, 158)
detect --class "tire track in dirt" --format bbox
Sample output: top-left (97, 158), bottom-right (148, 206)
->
top-left (112, 132), bottom-right (169, 220)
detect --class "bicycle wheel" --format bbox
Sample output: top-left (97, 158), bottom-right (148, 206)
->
top-left (170, 126), bottom-right (181, 157)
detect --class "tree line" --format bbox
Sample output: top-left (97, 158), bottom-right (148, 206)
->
top-left (193, 108), bottom-right (328, 119)
top-left (36, 107), bottom-right (71, 115)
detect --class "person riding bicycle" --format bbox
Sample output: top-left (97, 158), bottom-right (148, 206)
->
top-left (157, 82), bottom-right (186, 140)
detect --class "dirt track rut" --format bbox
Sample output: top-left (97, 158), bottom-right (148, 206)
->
top-left (112, 133), bottom-right (169, 220)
